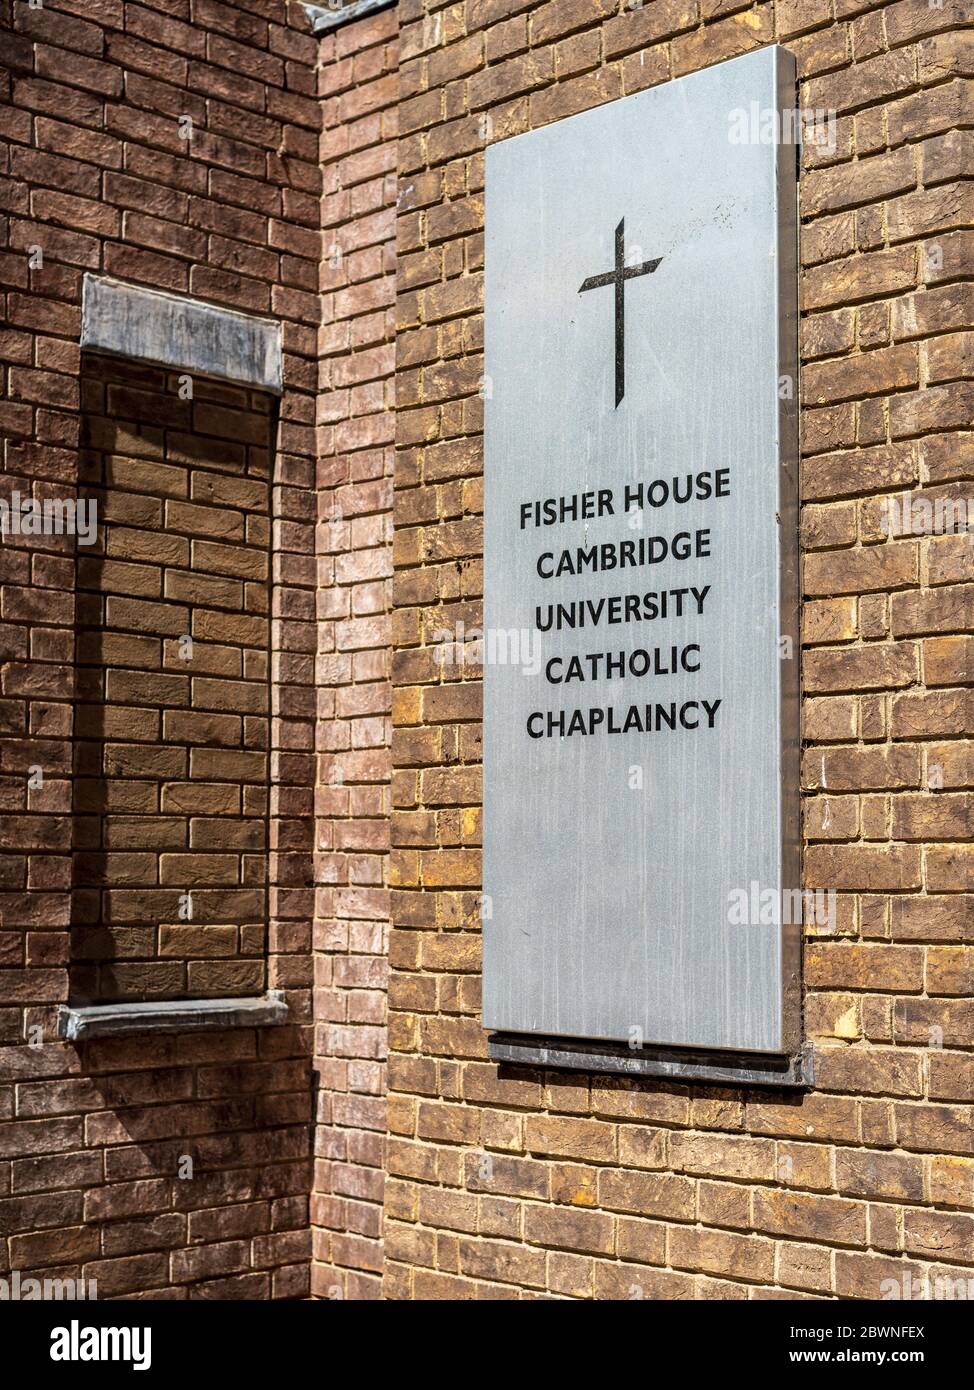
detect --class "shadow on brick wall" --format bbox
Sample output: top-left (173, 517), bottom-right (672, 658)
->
top-left (71, 352), bottom-right (273, 1006)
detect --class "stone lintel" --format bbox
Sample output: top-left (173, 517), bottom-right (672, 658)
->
top-left (57, 991), bottom-right (289, 1042)
top-left (81, 274), bottom-right (283, 394)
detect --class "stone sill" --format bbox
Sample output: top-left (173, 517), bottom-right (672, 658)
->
top-left (489, 1034), bottom-right (814, 1091)
top-left (57, 991), bottom-right (288, 1042)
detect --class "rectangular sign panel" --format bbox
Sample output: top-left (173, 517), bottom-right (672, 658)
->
top-left (482, 46), bottom-right (800, 1056)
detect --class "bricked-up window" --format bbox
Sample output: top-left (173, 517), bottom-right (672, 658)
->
top-left (72, 356), bottom-right (272, 1003)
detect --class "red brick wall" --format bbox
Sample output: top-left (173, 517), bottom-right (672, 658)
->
top-left (1, 0), bottom-right (318, 1298)
top-left (74, 357), bottom-right (272, 1004)
top-left (311, 1), bottom-right (398, 1301)
top-left (386, 0), bottom-right (974, 1299)
top-left (3, 0), bottom-right (972, 1304)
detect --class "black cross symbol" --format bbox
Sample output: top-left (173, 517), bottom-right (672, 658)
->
top-left (578, 218), bottom-right (663, 408)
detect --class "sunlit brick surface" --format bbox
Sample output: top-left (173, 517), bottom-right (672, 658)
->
top-left (385, 0), bottom-right (974, 1300)
top-left (0, 0), bottom-right (971, 1301)
top-left (310, 2), bottom-right (398, 1302)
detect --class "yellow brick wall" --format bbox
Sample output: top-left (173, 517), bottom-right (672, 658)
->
top-left (387, 0), bottom-right (974, 1299)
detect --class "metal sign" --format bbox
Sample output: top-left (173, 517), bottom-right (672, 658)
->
top-left (482, 46), bottom-right (801, 1059)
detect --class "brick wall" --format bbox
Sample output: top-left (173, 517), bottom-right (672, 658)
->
top-left (2, 0), bottom-right (972, 1303)
top-left (74, 356), bottom-right (272, 1004)
top-left (1, 0), bottom-right (318, 1298)
top-left (311, 1), bottom-right (398, 1301)
top-left (387, 0), bottom-right (974, 1298)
